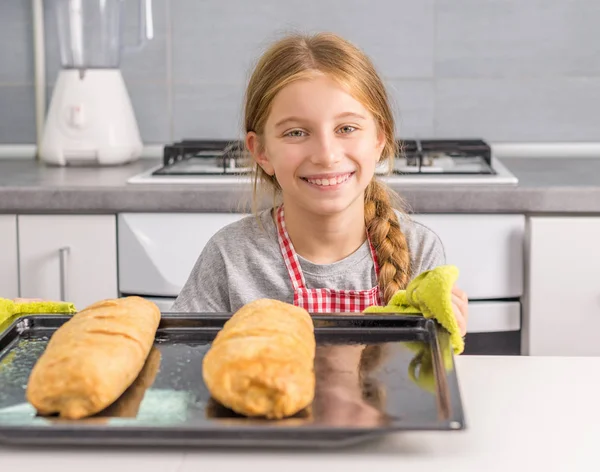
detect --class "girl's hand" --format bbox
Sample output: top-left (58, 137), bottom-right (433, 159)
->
top-left (451, 285), bottom-right (469, 337)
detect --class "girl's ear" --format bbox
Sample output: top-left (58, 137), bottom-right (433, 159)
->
top-left (246, 132), bottom-right (275, 176)
top-left (375, 129), bottom-right (386, 161)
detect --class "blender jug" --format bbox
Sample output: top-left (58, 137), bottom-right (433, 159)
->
top-left (39, 0), bottom-right (154, 166)
top-left (55, 0), bottom-right (153, 69)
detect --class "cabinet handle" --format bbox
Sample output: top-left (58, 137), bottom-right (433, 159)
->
top-left (58, 247), bottom-right (70, 301)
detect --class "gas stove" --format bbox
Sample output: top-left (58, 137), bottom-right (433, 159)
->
top-left (127, 138), bottom-right (518, 185)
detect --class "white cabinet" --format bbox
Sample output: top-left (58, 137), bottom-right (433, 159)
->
top-left (414, 214), bottom-right (525, 299)
top-left (0, 215), bottom-right (19, 299)
top-left (524, 217), bottom-right (600, 356)
top-left (18, 215), bottom-right (118, 311)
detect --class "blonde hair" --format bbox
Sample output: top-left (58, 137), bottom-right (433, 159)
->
top-left (244, 32), bottom-right (411, 302)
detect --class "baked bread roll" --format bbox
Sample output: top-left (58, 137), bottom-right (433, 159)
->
top-left (26, 296), bottom-right (161, 419)
top-left (202, 298), bottom-right (316, 419)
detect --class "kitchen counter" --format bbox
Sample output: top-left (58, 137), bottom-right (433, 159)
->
top-left (1, 158), bottom-right (600, 214)
top-left (1, 355), bottom-right (596, 471)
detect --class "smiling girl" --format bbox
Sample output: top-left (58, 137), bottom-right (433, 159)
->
top-left (173, 32), bottom-right (468, 335)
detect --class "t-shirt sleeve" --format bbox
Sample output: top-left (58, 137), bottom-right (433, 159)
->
top-left (409, 221), bottom-right (447, 278)
top-left (170, 237), bottom-right (231, 313)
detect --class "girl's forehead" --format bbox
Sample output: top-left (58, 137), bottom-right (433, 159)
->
top-left (268, 75), bottom-right (372, 123)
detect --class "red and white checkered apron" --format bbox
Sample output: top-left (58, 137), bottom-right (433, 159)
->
top-left (276, 205), bottom-right (382, 313)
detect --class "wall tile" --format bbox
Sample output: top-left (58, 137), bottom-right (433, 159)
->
top-left (386, 79), bottom-right (435, 138)
top-left (171, 0), bottom-right (434, 84)
top-left (127, 80), bottom-right (171, 144)
top-left (435, 77), bottom-right (600, 141)
top-left (0, 85), bottom-right (36, 143)
top-left (172, 81), bottom-right (245, 140)
top-left (436, 0), bottom-right (600, 78)
top-left (0, 0), bottom-right (33, 83)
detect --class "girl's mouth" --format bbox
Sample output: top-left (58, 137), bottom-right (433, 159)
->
top-left (300, 172), bottom-right (355, 189)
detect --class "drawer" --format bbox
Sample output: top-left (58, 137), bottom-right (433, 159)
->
top-left (467, 301), bottom-right (521, 333)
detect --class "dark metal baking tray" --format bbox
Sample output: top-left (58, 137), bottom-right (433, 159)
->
top-left (0, 313), bottom-right (465, 448)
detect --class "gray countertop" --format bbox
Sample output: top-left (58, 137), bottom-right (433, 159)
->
top-left (1, 157), bottom-right (600, 214)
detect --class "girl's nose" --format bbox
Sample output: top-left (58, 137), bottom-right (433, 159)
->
top-left (310, 134), bottom-right (341, 167)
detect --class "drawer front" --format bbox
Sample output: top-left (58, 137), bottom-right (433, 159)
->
top-left (467, 301), bottom-right (521, 333)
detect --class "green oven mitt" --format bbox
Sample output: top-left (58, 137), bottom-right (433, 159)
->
top-left (0, 298), bottom-right (77, 326)
top-left (363, 265), bottom-right (464, 355)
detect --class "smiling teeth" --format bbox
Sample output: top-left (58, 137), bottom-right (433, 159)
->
top-left (306, 174), bottom-right (351, 186)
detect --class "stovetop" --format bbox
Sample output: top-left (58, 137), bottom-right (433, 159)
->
top-left (127, 139), bottom-right (519, 185)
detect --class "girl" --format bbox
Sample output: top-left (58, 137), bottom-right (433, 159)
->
top-left (172, 32), bottom-right (469, 335)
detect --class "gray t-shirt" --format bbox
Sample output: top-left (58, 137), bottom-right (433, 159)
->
top-left (171, 208), bottom-right (446, 313)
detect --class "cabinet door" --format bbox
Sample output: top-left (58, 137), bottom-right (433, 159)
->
top-left (0, 215), bottom-right (18, 299)
top-left (525, 217), bottom-right (600, 356)
top-left (414, 214), bottom-right (525, 299)
top-left (18, 215), bottom-right (117, 310)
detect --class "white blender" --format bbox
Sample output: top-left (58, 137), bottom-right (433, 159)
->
top-left (39, 0), bottom-right (153, 166)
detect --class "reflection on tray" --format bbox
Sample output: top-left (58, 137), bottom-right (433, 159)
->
top-left (0, 389), bottom-right (193, 427)
top-left (205, 397), bottom-right (313, 427)
top-left (312, 344), bottom-right (391, 428)
top-left (95, 346), bottom-right (162, 419)
top-left (404, 340), bottom-right (455, 394)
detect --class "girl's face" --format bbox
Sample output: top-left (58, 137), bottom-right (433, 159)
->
top-left (247, 75), bottom-right (385, 217)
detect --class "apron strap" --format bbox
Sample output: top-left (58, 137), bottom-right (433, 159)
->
top-left (276, 205), bottom-right (307, 290)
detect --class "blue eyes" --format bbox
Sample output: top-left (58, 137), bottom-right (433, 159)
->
top-left (284, 126), bottom-right (357, 138)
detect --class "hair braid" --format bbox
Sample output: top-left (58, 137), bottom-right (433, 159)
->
top-left (365, 180), bottom-right (411, 304)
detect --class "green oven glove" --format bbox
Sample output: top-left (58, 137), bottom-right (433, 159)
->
top-left (0, 298), bottom-right (77, 327)
top-left (363, 265), bottom-right (464, 355)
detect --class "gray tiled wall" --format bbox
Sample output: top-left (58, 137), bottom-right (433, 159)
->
top-left (1, 0), bottom-right (599, 145)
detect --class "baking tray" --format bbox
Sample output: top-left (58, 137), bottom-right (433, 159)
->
top-left (0, 313), bottom-right (465, 448)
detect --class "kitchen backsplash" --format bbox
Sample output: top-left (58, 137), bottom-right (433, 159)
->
top-left (0, 0), bottom-right (599, 145)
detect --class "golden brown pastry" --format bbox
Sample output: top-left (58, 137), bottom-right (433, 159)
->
top-left (26, 296), bottom-right (161, 419)
top-left (202, 298), bottom-right (316, 419)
